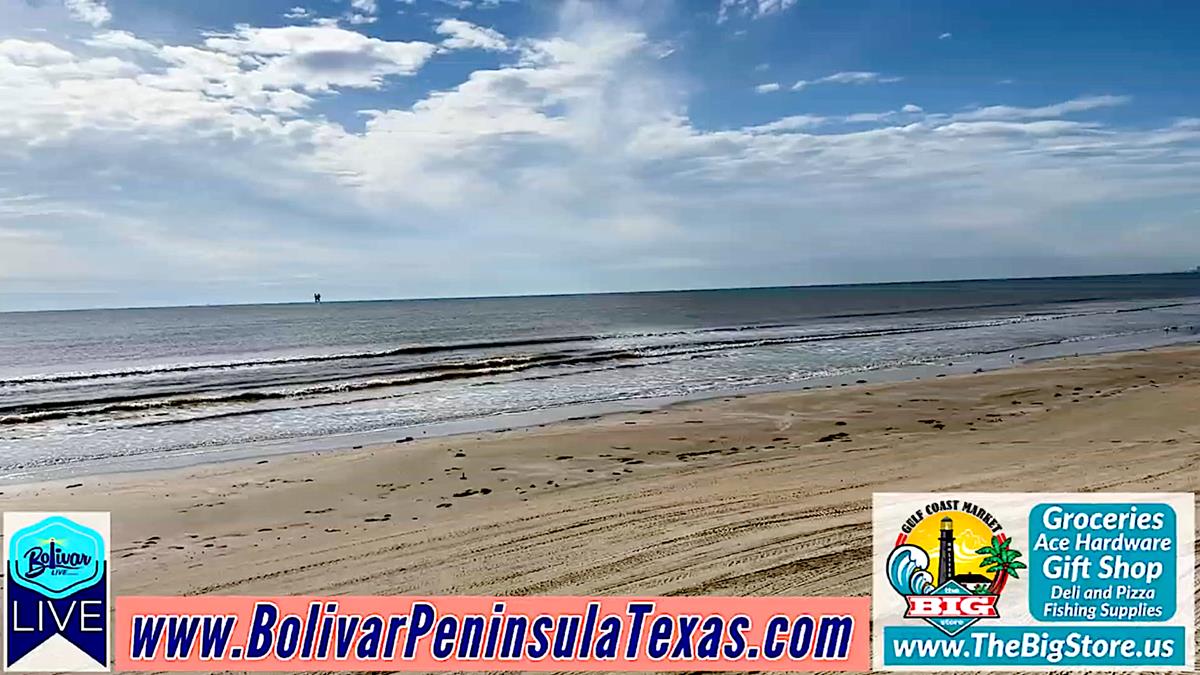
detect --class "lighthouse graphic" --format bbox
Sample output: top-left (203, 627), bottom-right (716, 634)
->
top-left (886, 505), bottom-right (1021, 637)
top-left (937, 516), bottom-right (956, 587)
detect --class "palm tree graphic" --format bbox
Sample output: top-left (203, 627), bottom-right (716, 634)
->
top-left (974, 535), bottom-right (1026, 594)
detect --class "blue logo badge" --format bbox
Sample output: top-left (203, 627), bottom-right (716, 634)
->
top-left (8, 516), bottom-right (105, 600)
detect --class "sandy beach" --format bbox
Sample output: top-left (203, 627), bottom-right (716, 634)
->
top-left (3, 345), bottom-right (1198, 655)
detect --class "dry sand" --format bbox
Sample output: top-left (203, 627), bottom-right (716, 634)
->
top-left (2, 345), bottom-right (1198, 664)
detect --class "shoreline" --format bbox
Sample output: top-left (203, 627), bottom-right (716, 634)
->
top-left (1, 344), bottom-right (1198, 611)
top-left (4, 328), bottom-right (1197, 485)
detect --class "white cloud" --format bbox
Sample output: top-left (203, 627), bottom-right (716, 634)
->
top-left (952, 94), bottom-right (1130, 122)
top-left (754, 81), bottom-right (780, 93)
top-left (0, 22), bottom-right (439, 145)
top-left (0, 38), bottom-right (136, 85)
top-left (317, 17), bottom-right (1200, 290)
top-left (436, 19), bottom-right (509, 51)
top-left (200, 25), bottom-right (436, 92)
top-left (82, 30), bottom-right (157, 52)
top-left (63, 0), bottom-right (110, 27)
top-left (836, 105), bottom-right (921, 123)
top-left (284, 7), bottom-right (313, 20)
top-left (844, 111), bottom-right (894, 123)
top-left (745, 114), bottom-right (827, 132)
top-left (718, 0), bottom-right (799, 23)
top-left (938, 32), bottom-right (952, 40)
top-left (935, 119), bottom-right (1100, 136)
top-left (821, 71), bottom-right (902, 84)
top-left (650, 40), bottom-right (677, 59)
top-left (792, 71), bottom-right (902, 90)
top-left (347, 0), bottom-right (378, 24)
top-left (0, 39), bottom-right (74, 66)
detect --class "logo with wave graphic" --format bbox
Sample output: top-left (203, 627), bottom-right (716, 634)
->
top-left (886, 501), bottom-right (1023, 636)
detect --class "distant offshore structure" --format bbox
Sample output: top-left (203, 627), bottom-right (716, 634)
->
top-left (313, 292), bottom-right (322, 303)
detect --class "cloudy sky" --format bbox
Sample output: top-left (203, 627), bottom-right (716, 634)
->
top-left (1, 0), bottom-right (1198, 310)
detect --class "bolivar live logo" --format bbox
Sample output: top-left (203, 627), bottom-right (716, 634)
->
top-left (886, 500), bottom-right (1022, 636)
top-left (4, 512), bottom-right (110, 672)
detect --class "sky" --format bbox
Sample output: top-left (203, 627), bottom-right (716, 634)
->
top-left (1, 0), bottom-right (1198, 310)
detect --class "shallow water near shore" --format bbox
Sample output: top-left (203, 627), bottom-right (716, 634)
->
top-left (3, 274), bottom-right (1199, 482)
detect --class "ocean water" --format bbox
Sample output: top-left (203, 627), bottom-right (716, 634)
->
top-left (2, 274), bottom-right (1199, 480)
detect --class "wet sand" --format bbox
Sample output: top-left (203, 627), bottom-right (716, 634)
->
top-left (2, 346), bottom-right (1198, 657)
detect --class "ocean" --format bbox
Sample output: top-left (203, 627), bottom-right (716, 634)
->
top-left (2, 274), bottom-right (1199, 481)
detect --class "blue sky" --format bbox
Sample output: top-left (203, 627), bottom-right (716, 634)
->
top-left (1, 0), bottom-right (1198, 310)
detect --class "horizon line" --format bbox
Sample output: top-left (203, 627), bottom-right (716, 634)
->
top-left (2, 270), bottom-right (1196, 315)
